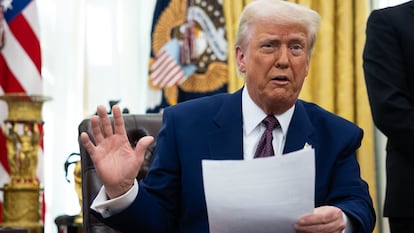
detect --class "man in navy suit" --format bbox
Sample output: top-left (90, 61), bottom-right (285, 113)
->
top-left (81, 0), bottom-right (375, 232)
top-left (363, 1), bottom-right (414, 232)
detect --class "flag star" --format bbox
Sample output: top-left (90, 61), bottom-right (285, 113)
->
top-left (1, 0), bottom-right (13, 12)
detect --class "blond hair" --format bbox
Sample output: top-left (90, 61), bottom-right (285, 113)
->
top-left (235, 0), bottom-right (321, 53)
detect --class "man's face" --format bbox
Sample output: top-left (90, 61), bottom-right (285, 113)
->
top-left (236, 22), bottom-right (311, 114)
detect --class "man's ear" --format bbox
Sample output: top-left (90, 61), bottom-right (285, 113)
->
top-left (235, 46), bottom-right (246, 73)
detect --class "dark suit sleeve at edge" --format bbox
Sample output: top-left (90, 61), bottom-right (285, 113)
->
top-left (333, 129), bottom-right (376, 233)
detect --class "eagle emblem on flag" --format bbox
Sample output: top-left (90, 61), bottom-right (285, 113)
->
top-left (148, 0), bottom-right (228, 112)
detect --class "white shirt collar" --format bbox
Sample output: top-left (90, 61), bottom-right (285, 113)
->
top-left (242, 86), bottom-right (295, 137)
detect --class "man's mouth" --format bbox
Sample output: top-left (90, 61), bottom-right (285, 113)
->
top-left (272, 75), bottom-right (288, 81)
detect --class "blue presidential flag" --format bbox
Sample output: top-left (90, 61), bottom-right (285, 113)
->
top-left (147, 0), bottom-right (228, 113)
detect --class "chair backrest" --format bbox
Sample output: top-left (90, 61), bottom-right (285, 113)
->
top-left (78, 114), bottom-right (162, 233)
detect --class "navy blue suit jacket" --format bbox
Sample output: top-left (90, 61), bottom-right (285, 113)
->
top-left (99, 88), bottom-right (375, 232)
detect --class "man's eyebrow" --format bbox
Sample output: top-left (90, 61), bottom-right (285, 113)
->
top-left (289, 37), bottom-right (307, 43)
top-left (259, 36), bottom-right (281, 41)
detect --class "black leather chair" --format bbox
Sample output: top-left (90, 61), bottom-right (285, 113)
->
top-left (78, 114), bottom-right (162, 233)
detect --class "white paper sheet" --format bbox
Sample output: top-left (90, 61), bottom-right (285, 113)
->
top-left (202, 148), bottom-right (315, 233)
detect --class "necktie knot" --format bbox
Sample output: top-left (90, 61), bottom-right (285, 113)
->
top-left (262, 115), bottom-right (279, 130)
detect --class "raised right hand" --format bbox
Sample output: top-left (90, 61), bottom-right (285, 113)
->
top-left (80, 105), bottom-right (154, 199)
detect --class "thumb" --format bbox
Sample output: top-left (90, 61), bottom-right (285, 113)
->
top-left (135, 136), bottom-right (155, 155)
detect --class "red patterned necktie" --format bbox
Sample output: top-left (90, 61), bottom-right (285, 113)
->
top-left (254, 115), bottom-right (279, 158)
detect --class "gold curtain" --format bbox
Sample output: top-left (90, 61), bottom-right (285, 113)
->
top-left (224, 1), bottom-right (378, 232)
top-left (223, 0), bottom-right (253, 92)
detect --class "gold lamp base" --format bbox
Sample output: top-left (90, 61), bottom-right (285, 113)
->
top-left (0, 183), bottom-right (43, 233)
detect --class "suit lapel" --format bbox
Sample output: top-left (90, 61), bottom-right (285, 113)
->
top-left (206, 94), bottom-right (318, 159)
top-left (207, 89), bottom-right (243, 160)
top-left (283, 100), bottom-right (317, 154)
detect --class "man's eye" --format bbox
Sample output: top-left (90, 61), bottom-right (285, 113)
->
top-left (290, 44), bottom-right (304, 55)
top-left (260, 43), bottom-right (276, 53)
top-left (262, 43), bottom-right (273, 48)
top-left (290, 44), bottom-right (303, 50)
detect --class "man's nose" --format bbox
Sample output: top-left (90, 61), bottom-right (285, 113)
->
top-left (275, 46), bottom-right (289, 69)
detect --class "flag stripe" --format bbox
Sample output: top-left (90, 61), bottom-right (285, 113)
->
top-left (150, 49), bottom-right (187, 88)
top-left (22, 1), bottom-right (41, 39)
top-left (153, 57), bottom-right (178, 83)
top-left (152, 60), bottom-right (173, 77)
top-left (161, 66), bottom-right (185, 87)
top-left (0, 55), bottom-right (27, 92)
top-left (151, 49), bottom-right (167, 67)
top-left (151, 50), bottom-right (169, 77)
top-left (8, 15), bottom-right (41, 73)
top-left (151, 50), bottom-right (173, 84)
top-left (2, 22), bottom-right (42, 94)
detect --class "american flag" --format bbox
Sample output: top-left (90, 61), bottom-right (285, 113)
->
top-left (150, 38), bottom-right (196, 88)
top-left (0, 0), bottom-right (44, 222)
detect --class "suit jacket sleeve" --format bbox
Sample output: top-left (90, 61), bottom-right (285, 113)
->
top-left (296, 102), bottom-right (376, 233)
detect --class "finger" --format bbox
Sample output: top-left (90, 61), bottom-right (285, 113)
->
top-left (112, 105), bottom-right (126, 136)
top-left (80, 132), bottom-right (96, 156)
top-left (90, 115), bottom-right (105, 144)
top-left (314, 206), bottom-right (343, 225)
top-left (296, 214), bottom-right (336, 227)
top-left (298, 207), bottom-right (340, 225)
top-left (295, 220), bottom-right (344, 233)
top-left (295, 208), bottom-right (344, 233)
top-left (134, 136), bottom-right (155, 156)
top-left (97, 105), bottom-right (113, 138)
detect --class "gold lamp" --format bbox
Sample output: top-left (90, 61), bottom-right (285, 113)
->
top-left (0, 93), bottom-right (51, 233)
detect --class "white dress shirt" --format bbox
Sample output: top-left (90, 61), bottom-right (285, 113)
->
top-left (242, 86), bottom-right (294, 159)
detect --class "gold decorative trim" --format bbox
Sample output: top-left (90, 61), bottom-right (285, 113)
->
top-left (152, 0), bottom-right (187, 54)
top-left (180, 62), bottom-right (228, 92)
top-left (164, 86), bottom-right (178, 106)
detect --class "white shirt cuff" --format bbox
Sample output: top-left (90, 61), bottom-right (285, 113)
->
top-left (90, 179), bottom-right (139, 218)
top-left (343, 212), bottom-right (353, 233)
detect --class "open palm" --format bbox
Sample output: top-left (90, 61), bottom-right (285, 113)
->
top-left (80, 105), bottom-right (154, 199)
